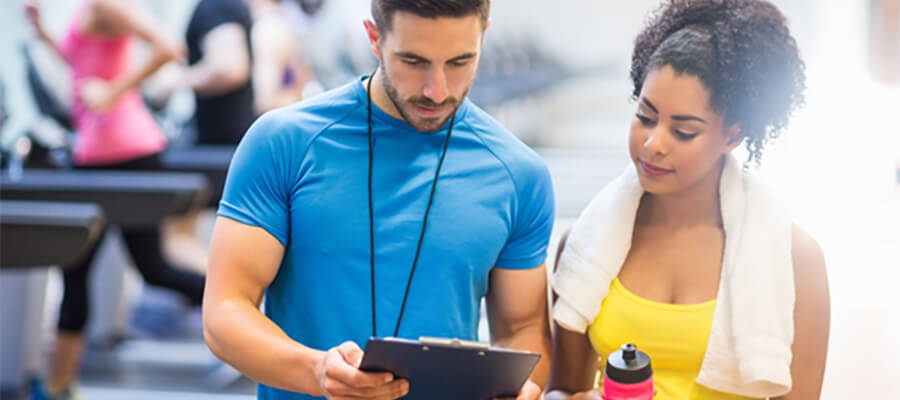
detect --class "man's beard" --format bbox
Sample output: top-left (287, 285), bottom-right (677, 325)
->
top-left (381, 65), bottom-right (471, 133)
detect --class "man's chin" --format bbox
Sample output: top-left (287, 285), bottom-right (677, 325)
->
top-left (408, 116), bottom-right (451, 133)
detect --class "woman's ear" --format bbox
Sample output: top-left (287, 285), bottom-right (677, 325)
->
top-left (723, 123), bottom-right (743, 153)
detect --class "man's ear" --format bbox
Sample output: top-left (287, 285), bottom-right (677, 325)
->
top-left (363, 19), bottom-right (382, 60)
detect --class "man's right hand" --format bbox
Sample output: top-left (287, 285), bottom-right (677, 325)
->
top-left (314, 341), bottom-right (409, 400)
top-left (144, 62), bottom-right (185, 106)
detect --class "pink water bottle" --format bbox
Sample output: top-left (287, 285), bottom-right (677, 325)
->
top-left (603, 343), bottom-right (654, 400)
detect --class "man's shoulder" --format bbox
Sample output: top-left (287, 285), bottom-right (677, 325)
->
top-left (196, 0), bottom-right (249, 14)
top-left (461, 102), bottom-right (549, 181)
top-left (249, 83), bottom-right (362, 143)
top-left (293, 81), bottom-right (362, 116)
top-left (190, 0), bottom-right (251, 28)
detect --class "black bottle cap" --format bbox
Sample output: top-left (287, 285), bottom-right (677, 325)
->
top-left (605, 343), bottom-right (653, 384)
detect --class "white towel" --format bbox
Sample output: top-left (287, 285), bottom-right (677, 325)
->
top-left (552, 155), bottom-right (795, 398)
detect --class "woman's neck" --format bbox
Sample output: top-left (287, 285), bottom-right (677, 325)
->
top-left (637, 156), bottom-right (726, 229)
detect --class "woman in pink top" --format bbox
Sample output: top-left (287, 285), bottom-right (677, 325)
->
top-left (25, 1), bottom-right (205, 399)
top-left (28, 0), bottom-right (177, 166)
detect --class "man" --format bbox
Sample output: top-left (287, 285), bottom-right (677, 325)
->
top-left (152, 0), bottom-right (255, 145)
top-left (203, 1), bottom-right (554, 399)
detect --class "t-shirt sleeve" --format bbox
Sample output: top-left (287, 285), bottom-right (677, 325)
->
top-left (217, 111), bottom-right (299, 246)
top-left (193, 0), bottom-right (251, 39)
top-left (495, 156), bottom-right (556, 270)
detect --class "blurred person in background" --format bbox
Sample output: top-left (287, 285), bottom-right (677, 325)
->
top-left (150, 0), bottom-right (255, 145)
top-left (247, 0), bottom-right (315, 114)
top-left (24, 1), bottom-right (206, 398)
top-left (296, 0), bottom-right (325, 15)
top-left (282, 0), bottom-right (376, 90)
top-left (546, 1), bottom-right (829, 399)
top-left (0, 80), bottom-right (7, 131)
top-left (202, 1), bottom-right (553, 399)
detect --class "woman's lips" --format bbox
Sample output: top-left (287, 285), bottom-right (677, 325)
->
top-left (640, 160), bottom-right (673, 176)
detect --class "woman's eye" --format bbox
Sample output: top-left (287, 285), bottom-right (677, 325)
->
top-left (673, 130), bottom-right (699, 140)
top-left (635, 114), bottom-right (654, 125)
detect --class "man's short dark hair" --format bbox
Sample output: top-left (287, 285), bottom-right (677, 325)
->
top-left (371, 0), bottom-right (490, 34)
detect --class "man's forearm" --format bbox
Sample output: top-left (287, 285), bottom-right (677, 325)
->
top-left (184, 60), bottom-right (248, 96)
top-left (204, 298), bottom-right (326, 395)
top-left (495, 322), bottom-right (552, 388)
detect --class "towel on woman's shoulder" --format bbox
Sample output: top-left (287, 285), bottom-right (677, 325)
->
top-left (552, 155), bottom-right (795, 398)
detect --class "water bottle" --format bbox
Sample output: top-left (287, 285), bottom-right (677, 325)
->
top-left (603, 343), bottom-right (654, 400)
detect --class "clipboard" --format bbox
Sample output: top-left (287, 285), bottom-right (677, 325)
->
top-left (359, 337), bottom-right (540, 400)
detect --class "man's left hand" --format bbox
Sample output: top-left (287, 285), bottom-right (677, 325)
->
top-left (495, 379), bottom-right (541, 400)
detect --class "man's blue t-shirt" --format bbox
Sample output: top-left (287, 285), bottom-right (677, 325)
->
top-left (218, 77), bottom-right (555, 400)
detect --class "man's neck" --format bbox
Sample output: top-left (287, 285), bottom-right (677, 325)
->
top-left (365, 68), bottom-right (404, 121)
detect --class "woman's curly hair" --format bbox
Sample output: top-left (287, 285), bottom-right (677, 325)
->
top-left (630, 0), bottom-right (806, 164)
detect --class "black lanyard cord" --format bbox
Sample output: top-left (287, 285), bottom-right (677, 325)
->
top-left (366, 69), bottom-right (455, 338)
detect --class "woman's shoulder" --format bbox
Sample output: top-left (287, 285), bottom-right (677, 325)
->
top-left (89, 0), bottom-right (130, 21)
top-left (791, 224), bottom-right (829, 306)
top-left (791, 224), bottom-right (825, 274)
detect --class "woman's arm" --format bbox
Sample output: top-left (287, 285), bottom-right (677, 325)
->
top-left (545, 233), bottom-right (604, 400)
top-left (544, 323), bottom-right (603, 400)
top-left (24, 0), bottom-right (65, 61)
top-left (80, 0), bottom-right (182, 111)
top-left (774, 225), bottom-right (830, 399)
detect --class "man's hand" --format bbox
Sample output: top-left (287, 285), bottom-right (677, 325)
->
top-left (496, 379), bottom-right (542, 400)
top-left (313, 341), bottom-right (409, 400)
top-left (144, 62), bottom-right (185, 107)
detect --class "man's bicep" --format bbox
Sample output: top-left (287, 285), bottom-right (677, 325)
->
top-left (206, 216), bottom-right (285, 306)
top-left (486, 264), bottom-right (549, 338)
top-left (202, 23), bottom-right (250, 81)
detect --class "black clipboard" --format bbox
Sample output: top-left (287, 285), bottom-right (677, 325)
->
top-left (359, 337), bottom-right (540, 400)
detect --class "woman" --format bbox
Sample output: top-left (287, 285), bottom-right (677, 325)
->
top-left (25, 1), bottom-right (205, 398)
top-left (546, 1), bottom-right (829, 399)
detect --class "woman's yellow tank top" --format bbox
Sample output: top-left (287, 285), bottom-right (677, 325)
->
top-left (588, 278), bottom-right (756, 399)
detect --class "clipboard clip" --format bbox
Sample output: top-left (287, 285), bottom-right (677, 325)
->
top-left (418, 336), bottom-right (490, 350)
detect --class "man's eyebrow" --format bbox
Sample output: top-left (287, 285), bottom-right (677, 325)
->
top-left (394, 52), bottom-right (429, 62)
